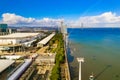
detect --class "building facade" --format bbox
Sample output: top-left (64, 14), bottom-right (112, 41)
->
top-left (0, 33), bottom-right (41, 45)
top-left (0, 24), bottom-right (8, 32)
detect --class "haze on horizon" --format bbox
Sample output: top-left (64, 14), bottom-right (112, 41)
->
top-left (0, 0), bottom-right (120, 27)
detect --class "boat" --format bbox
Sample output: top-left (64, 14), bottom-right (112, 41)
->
top-left (89, 72), bottom-right (94, 80)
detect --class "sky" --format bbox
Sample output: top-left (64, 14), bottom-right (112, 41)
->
top-left (0, 0), bottom-right (120, 27)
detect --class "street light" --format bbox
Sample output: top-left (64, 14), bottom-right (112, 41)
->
top-left (77, 57), bottom-right (84, 80)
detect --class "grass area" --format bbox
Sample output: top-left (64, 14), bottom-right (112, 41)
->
top-left (50, 33), bottom-right (65, 80)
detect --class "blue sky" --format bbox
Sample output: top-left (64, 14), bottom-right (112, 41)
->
top-left (0, 0), bottom-right (120, 18)
top-left (0, 0), bottom-right (120, 27)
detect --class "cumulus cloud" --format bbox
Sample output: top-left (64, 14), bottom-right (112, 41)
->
top-left (1, 13), bottom-right (63, 27)
top-left (68, 12), bottom-right (120, 27)
top-left (2, 13), bottom-right (35, 24)
top-left (1, 12), bottom-right (120, 27)
top-left (79, 12), bottom-right (120, 23)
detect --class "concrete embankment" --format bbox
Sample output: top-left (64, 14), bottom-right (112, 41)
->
top-left (64, 35), bottom-right (71, 80)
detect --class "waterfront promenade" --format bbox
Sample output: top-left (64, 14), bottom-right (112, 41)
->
top-left (64, 34), bottom-right (71, 80)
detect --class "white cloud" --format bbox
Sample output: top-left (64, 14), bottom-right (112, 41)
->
top-left (79, 12), bottom-right (120, 23)
top-left (1, 13), bottom-right (63, 27)
top-left (1, 12), bottom-right (120, 27)
top-left (2, 13), bottom-right (35, 24)
top-left (68, 12), bottom-right (120, 27)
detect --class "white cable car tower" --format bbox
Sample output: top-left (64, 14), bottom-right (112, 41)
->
top-left (77, 57), bottom-right (84, 80)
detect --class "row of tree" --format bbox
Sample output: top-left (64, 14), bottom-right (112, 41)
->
top-left (50, 33), bottom-right (65, 80)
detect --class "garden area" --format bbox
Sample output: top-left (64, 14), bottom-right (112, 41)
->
top-left (50, 33), bottom-right (65, 80)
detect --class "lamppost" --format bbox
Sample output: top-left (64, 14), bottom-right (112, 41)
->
top-left (77, 57), bottom-right (84, 80)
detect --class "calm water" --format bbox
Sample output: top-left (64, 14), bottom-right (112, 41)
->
top-left (67, 28), bottom-right (120, 80)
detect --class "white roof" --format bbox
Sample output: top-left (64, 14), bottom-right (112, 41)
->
top-left (0, 33), bottom-right (39, 39)
top-left (8, 59), bottom-right (32, 80)
top-left (38, 33), bottom-right (55, 45)
top-left (1, 55), bottom-right (21, 60)
top-left (0, 59), bottom-right (15, 73)
top-left (22, 39), bottom-right (36, 47)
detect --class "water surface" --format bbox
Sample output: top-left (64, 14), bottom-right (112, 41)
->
top-left (67, 28), bottom-right (120, 80)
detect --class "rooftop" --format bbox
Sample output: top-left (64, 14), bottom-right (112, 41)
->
top-left (0, 59), bottom-right (15, 73)
top-left (38, 33), bottom-right (55, 45)
top-left (36, 53), bottom-right (56, 63)
top-left (0, 33), bottom-right (39, 39)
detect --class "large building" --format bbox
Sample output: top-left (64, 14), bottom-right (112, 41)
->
top-left (0, 24), bottom-right (8, 32)
top-left (0, 59), bottom-right (15, 73)
top-left (0, 33), bottom-right (40, 45)
top-left (37, 33), bottom-right (55, 47)
top-left (0, 33), bottom-right (41, 51)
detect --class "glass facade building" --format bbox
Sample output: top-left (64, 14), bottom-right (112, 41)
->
top-left (0, 24), bottom-right (8, 32)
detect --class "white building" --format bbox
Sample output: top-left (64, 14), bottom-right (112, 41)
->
top-left (0, 33), bottom-right (40, 45)
top-left (37, 33), bottom-right (55, 47)
top-left (0, 59), bottom-right (15, 73)
top-left (0, 33), bottom-right (41, 51)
